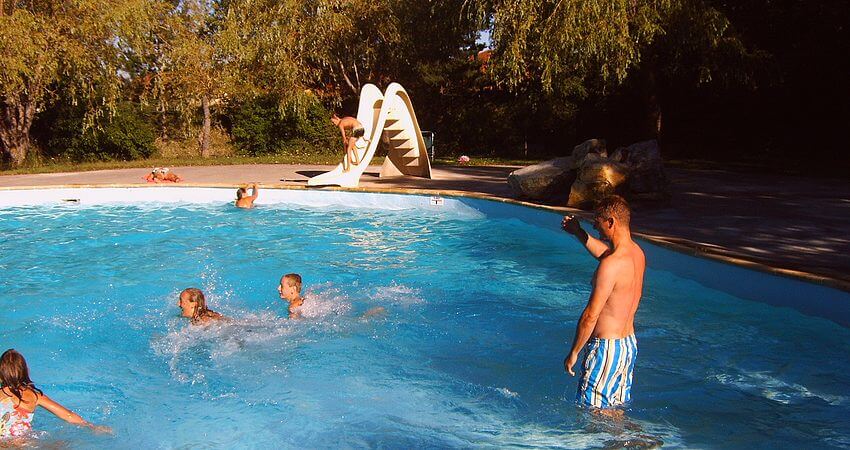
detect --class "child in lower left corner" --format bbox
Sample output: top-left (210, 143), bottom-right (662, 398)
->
top-left (0, 349), bottom-right (112, 440)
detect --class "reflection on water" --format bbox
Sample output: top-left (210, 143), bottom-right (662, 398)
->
top-left (0, 202), bottom-right (848, 448)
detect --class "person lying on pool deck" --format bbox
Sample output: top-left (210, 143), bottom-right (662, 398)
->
top-left (178, 288), bottom-right (227, 324)
top-left (143, 167), bottom-right (182, 183)
top-left (235, 183), bottom-right (259, 209)
top-left (0, 349), bottom-right (112, 440)
top-left (278, 273), bottom-right (304, 319)
top-left (561, 195), bottom-right (646, 410)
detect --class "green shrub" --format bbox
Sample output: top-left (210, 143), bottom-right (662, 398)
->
top-left (229, 94), bottom-right (335, 156)
top-left (35, 102), bottom-right (156, 162)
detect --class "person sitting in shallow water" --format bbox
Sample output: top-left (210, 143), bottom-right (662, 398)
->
top-left (278, 273), bottom-right (304, 319)
top-left (235, 183), bottom-right (259, 209)
top-left (178, 288), bottom-right (226, 324)
top-left (0, 349), bottom-right (111, 440)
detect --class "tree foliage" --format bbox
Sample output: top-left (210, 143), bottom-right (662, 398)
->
top-left (0, 0), bottom-right (846, 171)
top-left (466, 0), bottom-right (671, 92)
top-left (0, 0), bottom-right (159, 166)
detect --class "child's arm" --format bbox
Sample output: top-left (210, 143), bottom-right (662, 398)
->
top-left (38, 394), bottom-right (112, 433)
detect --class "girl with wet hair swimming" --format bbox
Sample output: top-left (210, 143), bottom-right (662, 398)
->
top-left (0, 349), bottom-right (111, 439)
top-left (178, 288), bottom-right (226, 324)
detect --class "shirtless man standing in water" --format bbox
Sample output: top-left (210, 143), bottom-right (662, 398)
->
top-left (562, 195), bottom-right (646, 409)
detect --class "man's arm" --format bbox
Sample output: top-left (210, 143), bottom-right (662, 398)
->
top-left (249, 183), bottom-right (259, 200)
top-left (562, 215), bottom-right (609, 259)
top-left (564, 259), bottom-right (618, 375)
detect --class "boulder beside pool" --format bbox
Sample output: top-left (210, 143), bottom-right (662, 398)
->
top-left (567, 157), bottom-right (629, 209)
top-left (507, 156), bottom-right (576, 202)
top-left (507, 138), bottom-right (670, 209)
top-left (612, 139), bottom-right (670, 203)
top-left (569, 138), bottom-right (607, 169)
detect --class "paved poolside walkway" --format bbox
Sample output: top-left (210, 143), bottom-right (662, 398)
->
top-left (2, 164), bottom-right (848, 290)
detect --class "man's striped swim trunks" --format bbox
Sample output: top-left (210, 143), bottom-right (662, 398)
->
top-left (577, 334), bottom-right (638, 408)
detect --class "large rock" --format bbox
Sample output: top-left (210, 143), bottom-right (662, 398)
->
top-left (567, 158), bottom-right (629, 209)
top-left (570, 139), bottom-right (607, 169)
top-left (507, 156), bottom-right (576, 201)
top-left (616, 140), bottom-right (669, 198)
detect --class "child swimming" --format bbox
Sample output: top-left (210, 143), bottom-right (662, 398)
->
top-left (235, 183), bottom-right (259, 209)
top-left (278, 273), bottom-right (304, 319)
top-left (177, 288), bottom-right (227, 324)
top-left (0, 349), bottom-right (111, 439)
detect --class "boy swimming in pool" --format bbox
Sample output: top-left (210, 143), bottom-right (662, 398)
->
top-left (235, 183), bottom-right (259, 208)
top-left (278, 273), bottom-right (304, 319)
top-left (276, 274), bottom-right (386, 320)
top-left (178, 288), bottom-right (227, 324)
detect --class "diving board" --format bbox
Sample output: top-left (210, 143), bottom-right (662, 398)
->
top-left (307, 83), bottom-right (432, 187)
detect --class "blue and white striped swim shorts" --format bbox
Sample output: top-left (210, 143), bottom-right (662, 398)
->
top-left (576, 334), bottom-right (638, 408)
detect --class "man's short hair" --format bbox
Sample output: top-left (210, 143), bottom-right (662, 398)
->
top-left (283, 273), bottom-right (302, 293)
top-left (236, 187), bottom-right (246, 199)
top-left (595, 195), bottom-right (631, 227)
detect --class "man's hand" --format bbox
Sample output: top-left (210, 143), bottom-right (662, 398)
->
top-left (564, 351), bottom-right (578, 376)
top-left (562, 215), bottom-right (582, 236)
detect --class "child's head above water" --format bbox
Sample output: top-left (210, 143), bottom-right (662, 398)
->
top-left (178, 288), bottom-right (216, 323)
top-left (0, 349), bottom-right (42, 403)
top-left (278, 273), bottom-right (302, 302)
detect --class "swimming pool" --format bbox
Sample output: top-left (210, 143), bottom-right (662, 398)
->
top-left (1, 187), bottom-right (849, 448)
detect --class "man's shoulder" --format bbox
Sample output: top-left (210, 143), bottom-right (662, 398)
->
top-left (600, 249), bottom-right (628, 265)
top-left (629, 241), bottom-right (647, 263)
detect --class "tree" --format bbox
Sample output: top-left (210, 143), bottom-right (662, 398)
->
top-left (150, 0), bottom-right (233, 157)
top-left (467, 0), bottom-right (671, 91)
top-left (0, 0), bottom-right (158, 167)
top-left (461, 0), bottom-right (762, 144)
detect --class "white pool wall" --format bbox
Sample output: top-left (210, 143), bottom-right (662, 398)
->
top-left (0, 187), bottom-right (484, 218)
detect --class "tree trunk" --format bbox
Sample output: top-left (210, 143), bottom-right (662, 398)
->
top-left (338, 59), bottom-right (360, 95)
top-left (159, 97), bottom-right (168, 139)
top-left (199, 95), bottom-right (211, 157)
top-left (0, 92), bottom-right (37, 167)
top-left (644, 67), bottom-right (662, 139)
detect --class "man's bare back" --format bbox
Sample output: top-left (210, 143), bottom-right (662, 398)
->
top-left (590, 240), bottom-right (645, 339)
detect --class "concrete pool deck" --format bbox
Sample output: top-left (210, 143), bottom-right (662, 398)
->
top-left (2, 164), bottom-right (848, 291)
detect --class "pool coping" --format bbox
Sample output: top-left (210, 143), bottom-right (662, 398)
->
top-left (3, 182), bottom-right (849, 294)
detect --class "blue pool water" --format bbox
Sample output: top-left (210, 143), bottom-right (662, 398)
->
top-left (1, 190), bottom-right (849, 448)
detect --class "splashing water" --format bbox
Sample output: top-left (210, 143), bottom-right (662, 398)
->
top-left (0, 201), bottom-right (848, 448)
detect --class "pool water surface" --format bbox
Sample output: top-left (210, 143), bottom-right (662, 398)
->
top-left (1, 190), bottom-right (849, 448)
